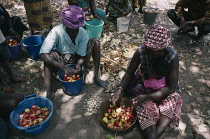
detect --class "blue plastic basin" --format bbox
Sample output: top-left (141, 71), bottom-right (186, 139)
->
top-left (57, 64), bottom-right (85, 96)
top-left (6, 36), bottom-right (22, 60)
top-left (22, 35), bottom-right (45, 60)
top-left (10, 94), bottom-right (54, 135)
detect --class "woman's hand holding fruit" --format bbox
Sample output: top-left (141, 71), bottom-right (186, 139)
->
top-left (132, 95), bottom-right (147, 108)
top-left (111, 89), bottom-right (122, 105)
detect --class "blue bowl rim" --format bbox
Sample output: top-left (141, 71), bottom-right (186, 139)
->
top-left (9, 95), bottom-right (54, 131)
top-left (84, 18), bottom-right (104, 27)
top-left (57, 64), bottom-right (85, 83)
top-left (22, 35), bottom-right (45, 47)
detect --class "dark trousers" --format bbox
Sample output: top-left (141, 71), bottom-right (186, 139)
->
top-left (0, 117), bottom-right (8, 139)
top-left (167, 9), bottom-right (210, 36)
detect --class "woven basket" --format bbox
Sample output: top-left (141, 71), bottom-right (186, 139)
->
top-left (98, 97), bottom-right (137, 132)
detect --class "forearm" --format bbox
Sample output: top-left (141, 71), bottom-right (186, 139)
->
top-left (76, 58), bottom-right (84, 66)
top-left (40, 53), bottom-right (64, 69)
top-left (89, 0), bottom-right (97, 16)
top-left (192, 17), bottom-right (210, 26)
top-left (1, 5), bottom-right (12, 28)
top-left (145, 86), bottom-right (175, 100)
top-left (175, 0), bottom-right (188, 19)
top-left (118, 72), bottom-right (134, 91)
top-left (109, 2), bottom-right (122, 13)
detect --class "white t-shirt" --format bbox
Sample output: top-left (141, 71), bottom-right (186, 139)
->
top-left (0, 29), bottom-right (5, 44)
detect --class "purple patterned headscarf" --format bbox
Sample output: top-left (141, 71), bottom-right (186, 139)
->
top-left (60, 5), bottom-right (84, 29)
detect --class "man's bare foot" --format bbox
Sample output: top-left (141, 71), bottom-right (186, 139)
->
top-left (46, 92), bottom-right (55, 101)
top-left (94, 78), bottom-right (107, 90)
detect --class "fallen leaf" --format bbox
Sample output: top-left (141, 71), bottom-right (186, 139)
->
top-left (72, 115), bottom-right (82, 119)
top-left (187, 91), bottom-right (192, 96)
top-left (105, 135), bottom-right (114, 139)
top-left (206, 120), bottom-right (210, 125)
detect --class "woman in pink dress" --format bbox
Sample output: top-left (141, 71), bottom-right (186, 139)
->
top-left (111, 24), bottom-right (183, 138)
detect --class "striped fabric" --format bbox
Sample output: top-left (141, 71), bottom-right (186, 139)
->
top-left (136, 92), bottom-right (182, 130)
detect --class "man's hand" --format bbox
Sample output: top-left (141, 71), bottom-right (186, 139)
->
top-left (9, 28), bottom-right (19, 39)
top-left (121, 11), bottom-right (128, 16)
top-left (68, 0), bottom-right (78, 5)
top-left (178, 17), bottom-right (188, 35)
top-left (75, 64), bottom-right (82, 73)
top-left (83, 7), bottom-right (90, 12)
top-left (64, 66), bottom-right (77, 76)
top-left (178, 21), bottom-right (189, 35)
top-left (93, 15), bottom-right (102, 20)
top-left (180, 17), bottom-right (185, 27)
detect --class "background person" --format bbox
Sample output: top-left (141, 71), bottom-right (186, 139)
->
top-left (106, 0), bottom-right (132, 21)
top-left (0, 93), bottom-right (24, 139)
top-left (0, 14), bottom-right (25, 87)
top-left (39, 5), bottom-right (106, 100)
top-left (0, 3), bottom-right (27, 39)
top-left (111, 24), bottom-right (183, 139)
top-left (23, 0), bottom-right (53, 35)
top-left (131, 0), bottom-right (147, 13)
top-left (167, 0), bottom-right (210, 42)
top-left (67, 0), bottom-right (106, 20)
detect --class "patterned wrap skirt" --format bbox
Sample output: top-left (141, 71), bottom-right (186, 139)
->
top-left (24, 0), bottom-right (53, 31)
top-left (128, 79), bottom-right (182, 130)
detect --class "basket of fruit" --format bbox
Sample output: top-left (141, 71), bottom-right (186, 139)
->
top-left (10, 94), bottom-right (54, 135)
top-left (98, 97), bottom-right (137, 132)
top-left (57, 64), bottom-right (85, 96)
top-left (5, 36), bottom-right (22, 60)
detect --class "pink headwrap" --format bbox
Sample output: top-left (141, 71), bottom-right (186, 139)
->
top-left (60, 5), bottom-right (84, 29)
top-left (143, 24), bottom-right (172, 51)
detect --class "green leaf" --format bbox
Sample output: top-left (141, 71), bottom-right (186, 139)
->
top-left (105, 134), bottom-right (114, 139)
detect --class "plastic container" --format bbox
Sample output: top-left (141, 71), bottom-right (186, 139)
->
top-left (6, 36), bottom-right (22, 60)
top-left (22, 35), bottom-right (45, 60)
top-left (10, 94), bottom-right (54, 135)
top-left (117, 17), bottom-right (130, 32)
top-left (84, 18), bottom-right (104, 39)
top-left (57, 64), bottom-right (85, 96)
top-left (143, 7), bottom-right (158, 25)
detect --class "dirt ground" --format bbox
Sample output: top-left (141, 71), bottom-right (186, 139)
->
top-left (1, 0), bottom-right (210, 139)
